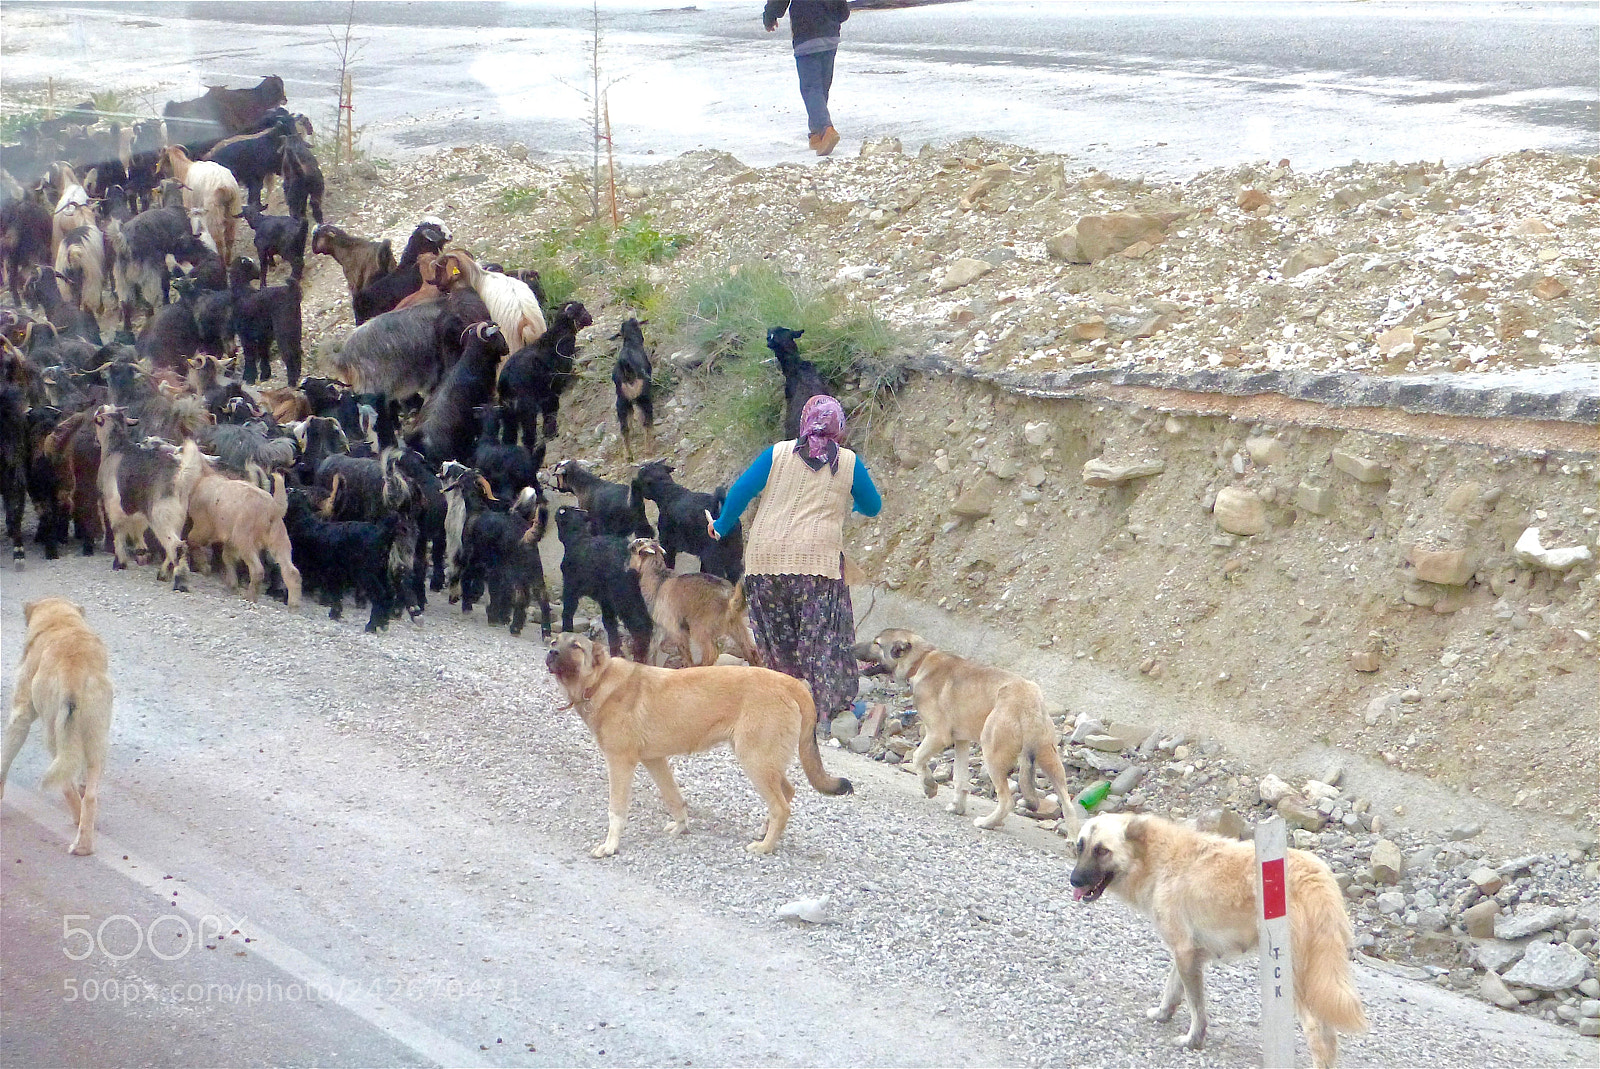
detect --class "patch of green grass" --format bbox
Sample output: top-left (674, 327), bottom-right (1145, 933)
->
top-left (612, 274), bottom-right (659, 314)
top-left (88, 91), bottom-right (127, 118)
top-left (612, 215), bottom-right (691, 266)
top-left (497, 185), bottom-right (545, 214)
top-left (0, 107), bottom-right (48, 140)
top-left (662, 261), bottom-right (904, 454)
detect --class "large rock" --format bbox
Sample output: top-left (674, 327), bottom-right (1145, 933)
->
top-left (1277, 797), bottom-right (1327, 832)
top-left (1502, 942), bottom-right (1590, 992)
top-left (1294, 482), bottom-right (1334, 516)
top-left (1074, 212), bottom-right (1168, 262)
top-left (1514, 527), bottom-right (1594, 570)
top-left (1245, 436), bottom-right (1287, 467)
top-left (1408, 546), bottom-right (1475, 586)
top-left (1196, 807), bottom-right (1251, 840)
top-left (1479, 970), bottom-right (1522, 1010)
top-left (1213, 487), bottom-right (1267, 536)
top-left (1282, 245), bottom-right (1338, 278)
top-left (1258, 774), bottom-right (1295, 805)
top-left (937, 257), bottom-right (994, 293)
top-left (1462, 899), bottom-right (1500, 939)
top-left (1369, 839), bottom-right (1404, 884)
top-left (1046, 227), bottom-right (1089, 263)
top-left (1331, 449), bottom-right (1388, 483)
top-left (1495, 906), bottom-right (1569, 940)
top-left (1473, 940), bottom-right (1527, 973)
top-left (952, 475), bottom-right (1001, 520)
top-left (1082, 457), bottom-right (1165, 487)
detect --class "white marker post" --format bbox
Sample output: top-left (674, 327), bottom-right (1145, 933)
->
top-left (1255, 815), bottom-right (1296, 1068)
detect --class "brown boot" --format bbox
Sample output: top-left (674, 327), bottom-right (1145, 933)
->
top-left (816, 126), bottom-right (840, 157)
top-left (808, 132), bottom-right (823, 152)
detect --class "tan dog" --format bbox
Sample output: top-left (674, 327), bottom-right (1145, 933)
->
top-left (545, 633), bottom-right (851, 857)
top-left (854, 628), bottom-right (1079, 834)
top-left (1, 599), bottom-right (115, 855)
top-left (1070, 813), bottom-right (1366, 1068)
top-left (626, 538), bottom-right (761, 668)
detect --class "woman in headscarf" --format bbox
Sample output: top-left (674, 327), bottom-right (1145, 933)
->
top-left (707, 394), bottom-right (881, 729)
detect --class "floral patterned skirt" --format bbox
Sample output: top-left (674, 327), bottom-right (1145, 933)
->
top-left (742, 572), bottom-right (857, 723)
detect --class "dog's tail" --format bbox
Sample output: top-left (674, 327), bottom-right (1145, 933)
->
top-left (39, 699), bottom-right (86, 792)
top-left (1290, 853), bottom-right (1369, 1040)
top-left (795, 682), bottom-right (852, 796)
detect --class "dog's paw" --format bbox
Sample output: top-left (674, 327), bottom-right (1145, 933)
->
top-left (921, 778), bottom-right (939, 799)
top-left (945, 800), bottom-right (967, 815)
top-left (975, 815), bottom-right (1005, 831)
top-left (590, 842), bottom-right (618, 858)
top-left (68, 839), bottom-right (93, 856)
top-left (745, 840), bottom-right (776, 855)
top-left (1146, 1006), bottom-right (1173, 1022)
top-left (664, 820), bottom-right (688, 837)
top-left (1175, 1031), bottom-right (1205, 1051)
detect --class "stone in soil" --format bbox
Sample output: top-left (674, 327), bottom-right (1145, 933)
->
top-left (1473, 940), bottom-right (1528, 974)
top-left (1462, 900), bottom-right (1501, 939)
top-left (1369, 838), bottom-right (1404, 884)
top-left (1496, 905), bottom-right (1570, 940)
top-left (1479, 969), bottom-right (1522, 1010)
top-left (1501, 941), bottom-right (1590, 993)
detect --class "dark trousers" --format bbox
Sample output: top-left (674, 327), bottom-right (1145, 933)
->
top-left (795, 48), bottom-right (836, 135)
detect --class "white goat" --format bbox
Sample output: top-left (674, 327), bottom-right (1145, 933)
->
top-left (48, 162), bottom-right (97, 259)
top-left (438, 249), bottom-right (546, 349)
top-left (157, 145), bottom-right (242, 282)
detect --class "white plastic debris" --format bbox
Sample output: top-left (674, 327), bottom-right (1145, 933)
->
top-left (776, 895), bottom-right (834, 924)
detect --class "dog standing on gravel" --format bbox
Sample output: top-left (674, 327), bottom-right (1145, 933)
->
top-left (853, 628), bottom-right (1080, 834)
top-left (1, 598), bottom-right (114, 855)
top-left (1069, 813), bottom-right (1366, 1068)
top-left (545, 633), bottom-right (851, 858)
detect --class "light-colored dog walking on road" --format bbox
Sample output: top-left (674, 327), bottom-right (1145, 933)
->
top-left (1070, 813), bottom-right (1368, 1068)
top-left (853, 628), bottom-right (1081, 834)
top-left (2, 598), bottom-right (115, 855)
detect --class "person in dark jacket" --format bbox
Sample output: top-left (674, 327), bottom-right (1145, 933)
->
top-left (763, 1), bottom-right (850, 156)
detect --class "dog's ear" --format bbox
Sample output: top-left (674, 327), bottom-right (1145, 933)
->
top-left (74, 602), bottom-right (86, 617)
top-left (889, 640), bottom-right (911, 660)
top-left (1123, 816), bottom-right (1148, 843)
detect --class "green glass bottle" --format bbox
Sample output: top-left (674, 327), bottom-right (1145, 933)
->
top-left (1074, 780), bottom-right (1112, 812)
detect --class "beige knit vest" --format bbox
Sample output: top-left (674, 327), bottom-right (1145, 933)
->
top-left (743, 441), bottom-right (856, 579)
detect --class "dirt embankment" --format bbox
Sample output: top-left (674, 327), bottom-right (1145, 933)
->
top-left (300, 143), bottom-right (1598, 837)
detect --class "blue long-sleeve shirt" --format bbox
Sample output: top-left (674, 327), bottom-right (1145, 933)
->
top-left (712, 445), bottom-right (880, 537)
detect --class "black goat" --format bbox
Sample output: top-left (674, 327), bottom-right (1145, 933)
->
top-left (444, 468), bottom-right (551, 637)
top-left (240, 205), bottom-right (309, 281)
top-left (0, 376), bottom-right (28, 567)
top-left (406, 321), bottom-right (506, 464)
top-left (283, 488), bottom-right (398, 632)
top-left (203, 113), bottom-right (294, 209)
top-left (631, 460), bottom-right (744, 583)
top-left (24, 404), bottom-right (70, 559)
top-left (289, 415), bottom-right (348, 485)
top-left (109, 197), bottom-right (195, 333)
top-left (766, 326), bottom-right (835, 440)
top-left (551, 458), bottom-right (651, 539)
top-left (471, 404), bottom-right (543, 503)
top-left (554, 505), bottom-right (652, 661)
top-left (229, 257), bottom-right (303, 386)
top-left (134, 284), bottom-right (203, 374)
top-left (611, 317), bottom-right (654, 461)
top-left (279, 135), bottom-right (324, 224)
top-left (23, 269), bottom-right (101, 345)
top-left (2, 187), bottom-right (53, 306)
top-left (497, 300), bottom-right (592, 447)
top-left (352, 219), bottom-right (451, 324)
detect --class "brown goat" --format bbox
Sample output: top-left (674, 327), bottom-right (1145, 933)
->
top-left (391, 250), bottom-right (449, 310)
top-left (626, 538), bottom-right (761, 668)
top-left (185, 466), bottom-right (301, 605)
top-left (311, 224), bottom-right (394, 301)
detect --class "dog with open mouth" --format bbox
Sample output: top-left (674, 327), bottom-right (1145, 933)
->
top-left (1069, 813), bottom-right (1367, 1068)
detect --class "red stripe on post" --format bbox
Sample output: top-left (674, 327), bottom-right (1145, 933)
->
top-left (1261, 857), bottom-right (1287, 920)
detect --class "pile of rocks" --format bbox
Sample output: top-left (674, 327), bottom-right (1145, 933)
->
top-left (307, 141), bottom-right (1598, 388)
top-left (842, 674), bottom-right (1600, 1034)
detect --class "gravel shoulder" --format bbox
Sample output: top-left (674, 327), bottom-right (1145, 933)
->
top-left (3, 553), bottom-right (1593, 1067)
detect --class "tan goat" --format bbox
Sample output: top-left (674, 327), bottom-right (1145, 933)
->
top-left (185, 466), bottom-right (301, 606)
top-left (626, 538), bottom-right (761, 668)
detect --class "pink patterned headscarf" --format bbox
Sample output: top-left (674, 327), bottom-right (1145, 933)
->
top-left (796, 394), bottom-right (846, 472)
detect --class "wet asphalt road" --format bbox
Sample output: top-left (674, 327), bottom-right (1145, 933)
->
top-left (2, 1), bottom-right (1596, 175)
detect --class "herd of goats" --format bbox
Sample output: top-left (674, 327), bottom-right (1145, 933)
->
top-left (0, 76), bottom-right (837, 663)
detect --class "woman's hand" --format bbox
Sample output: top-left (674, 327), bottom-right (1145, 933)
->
top-left (705, 509), bottom-right (720, 541)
